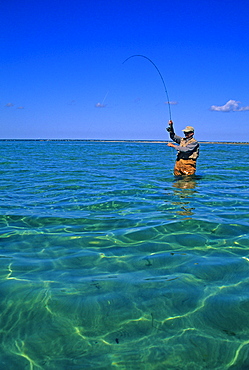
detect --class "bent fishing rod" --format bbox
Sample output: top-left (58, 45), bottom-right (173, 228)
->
top-left (122, 54), bottom-right (172, 121)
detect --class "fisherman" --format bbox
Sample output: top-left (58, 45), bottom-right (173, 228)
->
top-left (166, 120), bottom-right (199, 176)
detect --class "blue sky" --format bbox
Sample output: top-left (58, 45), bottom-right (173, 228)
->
top-left (1, 0), bottom-right (249, 141)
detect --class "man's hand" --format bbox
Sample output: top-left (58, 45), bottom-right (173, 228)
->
top-left (166, 120), bottom-right (174, 132)
top-left (167, 142), bottom-right (176, 148)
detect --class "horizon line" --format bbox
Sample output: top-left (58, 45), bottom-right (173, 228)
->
top-left (0, 139), bottom-right (248, 144)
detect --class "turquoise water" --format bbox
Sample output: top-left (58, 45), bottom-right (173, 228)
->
top-left (0, 141), bottom-right (249, 369)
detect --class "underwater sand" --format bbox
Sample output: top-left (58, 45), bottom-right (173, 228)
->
top-left (0, 141), bottom-right (249, 369)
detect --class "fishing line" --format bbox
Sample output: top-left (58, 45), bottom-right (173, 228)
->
top-left (122, 54), bottom-right (172, 121)
top-left (101, 91), bottom-right (109, 105)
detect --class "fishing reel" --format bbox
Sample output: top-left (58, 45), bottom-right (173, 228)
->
top-left (166, 126), bottom-right (173, 132)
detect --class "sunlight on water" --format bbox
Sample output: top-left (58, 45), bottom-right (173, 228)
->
top-left (0, 141), bottom-right (249, 369)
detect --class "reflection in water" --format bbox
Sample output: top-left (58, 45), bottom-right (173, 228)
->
top-left (172, 176), bottom-right (198, 216)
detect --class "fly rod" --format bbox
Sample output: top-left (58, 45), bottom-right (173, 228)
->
top-left (122, 54), bottom-right (172, 121)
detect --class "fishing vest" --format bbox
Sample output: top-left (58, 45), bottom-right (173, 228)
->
top-left (177, 137), bottom-right (199, 161)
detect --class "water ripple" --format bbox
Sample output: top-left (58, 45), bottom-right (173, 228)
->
top-left (0, 141), bottom-right (249, 369)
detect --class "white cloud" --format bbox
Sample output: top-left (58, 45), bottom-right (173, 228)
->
top-left (5, 102), bottom-right (14, 107)
top-left (210, 100), bottom-right (249, 112)
top-left (165, 101), bottom-right (178, 105)
top-left (17, 106), bottom-right (24, 109)
top-left (95, 102), bottom-right (106, 108)
top-left (95, 91), bottom-right (109, 108)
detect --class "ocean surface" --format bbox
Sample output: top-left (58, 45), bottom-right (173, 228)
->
top-left (0, 140), bottom-right (249, 370)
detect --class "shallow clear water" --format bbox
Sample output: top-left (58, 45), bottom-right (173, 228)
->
top-left (0, 140), bottom-right (249, 369)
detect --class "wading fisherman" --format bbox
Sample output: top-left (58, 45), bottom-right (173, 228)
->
top-left (166, 120), bottom-right (199, 176)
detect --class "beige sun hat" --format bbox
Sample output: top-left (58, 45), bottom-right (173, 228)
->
top-left (182, 126), bottom-right (194, 132)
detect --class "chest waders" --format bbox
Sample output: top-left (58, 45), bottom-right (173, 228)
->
top-left (174, 138), bottom-right (199, 176)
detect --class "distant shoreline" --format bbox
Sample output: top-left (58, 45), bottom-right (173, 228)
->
top-left (0, 139), bottom-right (248, 145)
